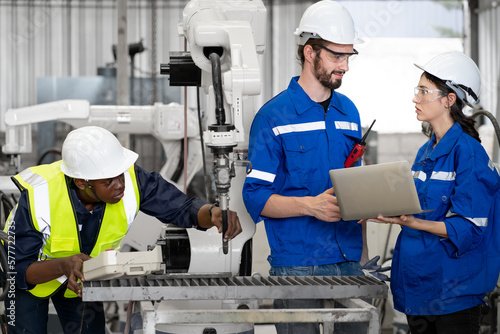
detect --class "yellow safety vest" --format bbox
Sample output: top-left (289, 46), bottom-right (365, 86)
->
top-left (8, 160), bottom-right (140, 299)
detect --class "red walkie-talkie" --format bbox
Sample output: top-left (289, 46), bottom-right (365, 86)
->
top-left (344, 119), bottom-right (376, 168)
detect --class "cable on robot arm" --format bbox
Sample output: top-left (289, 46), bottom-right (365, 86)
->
top-left (209, 52), bottom-right (226, 126)
top-left (471, 109), bottom-right (500, 146)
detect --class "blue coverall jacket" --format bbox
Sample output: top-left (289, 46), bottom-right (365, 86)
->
top-left (392, 122), bottom-right (500, 315)
top-left (242, 76), bottom-right (363, 267)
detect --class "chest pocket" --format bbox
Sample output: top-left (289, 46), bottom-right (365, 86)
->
top-left (424, 181), bottom-right (454, 217)
top-left (282, 132), bottom-right (322, 182)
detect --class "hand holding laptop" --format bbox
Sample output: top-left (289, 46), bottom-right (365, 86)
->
top-left (329, 161), bottom-right (433, 221)
top-left (358, 213), bottom-right (415, 226)
top-left (307, 187), bottom-right (342, 222)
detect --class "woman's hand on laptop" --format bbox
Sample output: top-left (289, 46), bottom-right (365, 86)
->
top-left (358, 215), bottom-right (415, 226)
top-left (376, 215), bottom-right (414, 226)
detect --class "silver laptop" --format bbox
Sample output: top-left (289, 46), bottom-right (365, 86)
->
top-left (329, 161), bottom-right (432, 221)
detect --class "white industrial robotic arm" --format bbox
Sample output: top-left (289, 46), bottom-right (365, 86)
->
top-left (2, 100), bottom-right (202, 190)
top-left (89, 0), bottom-right (267, 277)
top-left (181, 0), bottom-right (265, 144)
top-left (176, 0), bottom-right (266, 254)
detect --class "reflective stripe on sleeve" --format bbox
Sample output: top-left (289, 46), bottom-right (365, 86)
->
top-left (247, 169), bottom-right (276, 183)
top-left (446, 210), bottom-right (488, 227)
top-left (470, 217), bottom-right (488, 227)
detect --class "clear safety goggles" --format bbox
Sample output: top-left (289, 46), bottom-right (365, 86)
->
top-left (316, 44), bottom-right (358, 63)
top-left (413, 87), bottom-right (445, 104)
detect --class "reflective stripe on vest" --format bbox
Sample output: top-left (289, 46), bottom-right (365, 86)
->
top-left (12, 160), bottom-right (140, 298)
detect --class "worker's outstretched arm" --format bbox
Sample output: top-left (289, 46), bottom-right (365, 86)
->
top-left (360, 215), bottom-right (448, 238)
top-left (197, 204), bottom-right (243, 241)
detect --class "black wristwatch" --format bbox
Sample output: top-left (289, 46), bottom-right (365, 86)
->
top-left (208, 203), bottom-right (218, 217)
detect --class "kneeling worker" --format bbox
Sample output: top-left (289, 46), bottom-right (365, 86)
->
top-left (4, 126), bottom-right (242, 334)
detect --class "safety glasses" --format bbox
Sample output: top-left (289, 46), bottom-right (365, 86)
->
top-left (316, 44), bottom-right (358, 63)
top-left (413, 87), bottom-right (445, 104)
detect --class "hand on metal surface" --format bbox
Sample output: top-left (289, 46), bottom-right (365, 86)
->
top-left (63, 253), bottom-right (91, 297)
top-left (361, 255), bottom-right (390, 282)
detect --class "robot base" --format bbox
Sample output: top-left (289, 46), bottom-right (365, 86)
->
top-left (146, 300), bottom-right (255, 334)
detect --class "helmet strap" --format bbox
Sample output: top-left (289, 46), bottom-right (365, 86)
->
top-left (85, 180), bottom-right (102, 202)
top-left (445, 81), bottom-right (466, 101)
top-left (457, 83), bottom-right (478, 102)
top-left (445, 81), bottom-right (478, 107)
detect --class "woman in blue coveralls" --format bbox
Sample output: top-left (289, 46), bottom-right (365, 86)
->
top-left (365, 51), bottom-right (500, 334)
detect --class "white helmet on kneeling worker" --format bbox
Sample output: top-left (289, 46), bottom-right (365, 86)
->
top-left (60, 126), bottom-right (138, 180)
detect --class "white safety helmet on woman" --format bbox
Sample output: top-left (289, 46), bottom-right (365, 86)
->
top-left (415, 51), bottom-right (481, 107)
top-left (294, 0), bottom-right (363, 45)
top-left (60, 126), bottom-right (138, 180)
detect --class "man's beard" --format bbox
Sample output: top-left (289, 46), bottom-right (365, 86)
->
top-left (313, 56), bottom-right (343, 90)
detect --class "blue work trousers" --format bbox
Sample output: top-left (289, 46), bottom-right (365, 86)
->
top-left (5, 286), bottom-right (105, 334)
top-left (270, 261), bottom-right (368, 334)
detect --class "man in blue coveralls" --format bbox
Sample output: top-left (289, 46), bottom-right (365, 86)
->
top-left (242, 1), bottom-right (368, 333)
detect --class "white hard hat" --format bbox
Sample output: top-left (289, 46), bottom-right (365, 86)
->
top-left (415, 51), bottom-right (481, 107)
top-left (60, 126), bottom-right (138, 180)
top-left (294, 0), bottom-right (363, 46)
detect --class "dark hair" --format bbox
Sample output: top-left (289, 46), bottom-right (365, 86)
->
top-left (297, 39), bottom-right (326, 66)
top-left (423, 72), bottom-right (481, 143)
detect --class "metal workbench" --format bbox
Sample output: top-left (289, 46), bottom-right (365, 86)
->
top-left (82, 274), bottom-right (388, 333)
